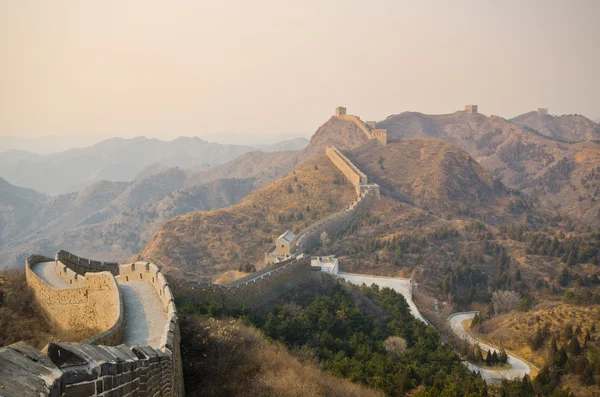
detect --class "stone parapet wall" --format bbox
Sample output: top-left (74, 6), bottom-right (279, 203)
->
top-left (11, 254), bottom-right (184, 396)
top-left (229, 257), bottom-right (296, 286)
top-left (25, 255), bottom-right (123, 346)
top-left (190, 257), bottom-right (314, 310)
top-left (339, 114), bottom-right (373, 139)
top-left (295, 193), bottom-right (372, 254)
top-left (55, 250), bottom-right (120, 276)
top-left (326, 146), bottom-right (368, 194)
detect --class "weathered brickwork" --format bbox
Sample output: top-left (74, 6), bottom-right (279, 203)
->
top-left (335, 107), bottom-right (387, 145)
top-left (465, 104), bottom-right (478, 114)
top-left (56, 250), bottom-right (120, 276)
top-left (2, 252), bottom-right (184, 396)
top-left (326, 146), bottom-right (368, 194)
top-left (25, 255), bottom-right (124, 346)
top-left (188, 257), bottom-right (315, 310)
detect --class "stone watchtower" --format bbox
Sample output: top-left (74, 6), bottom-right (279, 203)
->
top-left (335, 106), bottom-right (347, 117)
top-left (372, 129), bottom-right (388, 146)
top-left (537, 108), bottom-right (548, 116)
top-left (465, 105), bottom-right (478, 114)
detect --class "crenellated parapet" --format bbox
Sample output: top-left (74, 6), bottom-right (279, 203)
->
top-left (25, 255), bottom-right (124, 346)
top-left (335, 106), bottom-right (387, 145)
top-left (3, 252), bottom-right (185, 397)
top-left (187, 257), bottom-right (315, 309)
top-left (55, 249), bottom-right (120, 276)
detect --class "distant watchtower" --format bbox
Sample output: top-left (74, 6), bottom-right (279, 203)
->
top-left (465, 105), bottom-right (478, 114)
top-left (335, 106), bottom-right (347, 117)
top-left (537, 108), bottom-right (548, 116)
top-left (372, 129), bottom-right (388, 146)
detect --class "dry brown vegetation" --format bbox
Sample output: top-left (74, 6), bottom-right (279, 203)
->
top-left (511, 111), bottom-right (600, 142)
top-left (378, 110), bottom-right (600, 226)
top-left (180, 316), bottom-right (384, 397)
top-left (474, 304), bottom-right (600, 366)
top-left (472, 303), bottom-right (600, 397)
top-left (0, 270), bottom-right (53, 349)
top-left (140, 155), bottom-right (355, 278)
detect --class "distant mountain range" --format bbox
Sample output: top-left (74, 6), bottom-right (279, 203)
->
top-left (0, 136), bottom-right (308, 195)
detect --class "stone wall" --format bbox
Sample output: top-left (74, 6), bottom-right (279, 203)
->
top-left (335, 108), bottom-right (387, 146)
top-left (7, 254), bottom-right (184, 396)
top-left (326, 146), bottom-right (368, 194)
top-left (55, 250), bottom-right (120, 276)
top-left (465, 104), bottom-right (478, 114)
top-left (339, 114), bottom-right (373, 139)
top-left (372, 129), bottom-right (388, 146)
top-left (189, 257), bottom-right (314, 310)
top-left (295, 193), bottom-right (373, 254)
top-left (25, 255), bottom-right (124, 346)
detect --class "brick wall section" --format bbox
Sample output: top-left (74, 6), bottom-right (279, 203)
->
top-left (25, 255), bottom-right (124, 346)
top-left (339, 114), bottom-right (373, 139)
top-left (326, 146), bottom-right (368, 194)
top-left (9, 254), bottom-right (184, 396)
top-left (56, 250), bottom-right (120, 276)
top-left (188, 257), bottom-right (314, 310)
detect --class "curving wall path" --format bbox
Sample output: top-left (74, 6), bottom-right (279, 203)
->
top-left (338, 273), bottom-right (427, 324)
top-left (0, 252), bottom-right (184, 397)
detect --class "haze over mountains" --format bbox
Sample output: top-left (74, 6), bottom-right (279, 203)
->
top-left (1, 107), bottom-right (599, 272)
top-left (0, 136), bottom-right (308, 195)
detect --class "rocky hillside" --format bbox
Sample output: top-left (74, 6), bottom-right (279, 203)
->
top-left (511, 111), bottom-right (600, 142)
top-left (0, 170), bottom-right (257, 269)
top-left (377, 110), bottom-right (600, 226)
top-left (139, 155), bottom-right (356, 278)
top-left (298, 116), bottom-right (370, 162)
top-left (348, 139), bottom-right (496, 213)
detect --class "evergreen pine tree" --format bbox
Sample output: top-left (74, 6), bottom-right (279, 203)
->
top-left (550, 337), bottom-right (558, 355)
top-left (491, 350), bottom-right (499, 365)
top-left (485, 349), bottom-right (493, 366)
top-left (567, 336), bottom-right (582, 356)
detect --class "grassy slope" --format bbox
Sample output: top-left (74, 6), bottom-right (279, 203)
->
top-left (140, 155), bottom-right (355, 278)
top-left (0, 270), bottom-right (53, 348)
top-left (378, 111), bottom-right (600, 226)
top-left (181, 316), bottom-right (384, 397)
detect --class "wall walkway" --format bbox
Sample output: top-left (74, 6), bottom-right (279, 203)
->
top-left (2, 252), bottom-right (184, 397)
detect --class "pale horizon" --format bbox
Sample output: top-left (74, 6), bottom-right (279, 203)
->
top-left (1, 0), bottom-right (599, 143)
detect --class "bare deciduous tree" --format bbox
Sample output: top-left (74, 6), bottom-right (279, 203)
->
top-left (491, 290), bottom-right (520, 315)
top-left (384, 336), bottom-right (408, 356)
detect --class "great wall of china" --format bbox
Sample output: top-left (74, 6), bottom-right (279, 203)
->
top-left (1, 252), bottom-right (184, 397)
top-left (0, 117), bottom-right (385, 396)
top-left (335, 106), bottom-right (388, 146)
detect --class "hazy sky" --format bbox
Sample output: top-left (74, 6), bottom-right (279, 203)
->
top-left (1, 0), bottom-right (598, 144)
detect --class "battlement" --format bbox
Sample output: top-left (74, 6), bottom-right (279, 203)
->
top-left (335, 107), bottom-right (387, 145)
top-left (335, 106), bottom-right (347, 117)
top-left (372, 129), bottom-right (388, 146)
top-left (187, 257), bottom-right (316, 310)
top-left (465, 104), bottom-right (478, 114)
top-left (3, 253), bottom-right (184, 396)
top-left (326, 146), bottom-right (368, 195)
top-left (55, 249), bottom-right (120, 276)
top-left (25, 255), bottom-right (124, 346)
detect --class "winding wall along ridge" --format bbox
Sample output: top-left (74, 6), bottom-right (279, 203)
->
top-left (1, 251), bottom-right (184, 397)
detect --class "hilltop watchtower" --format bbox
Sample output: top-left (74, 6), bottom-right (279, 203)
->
top-left (372, 129), bottom-right (388, 146)
top-left (335, 106), bottom-right (347, 117)
top-left (465, 105), bottom-right (478, 114)
top-left (537, 108), bottom-right (548, 116)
